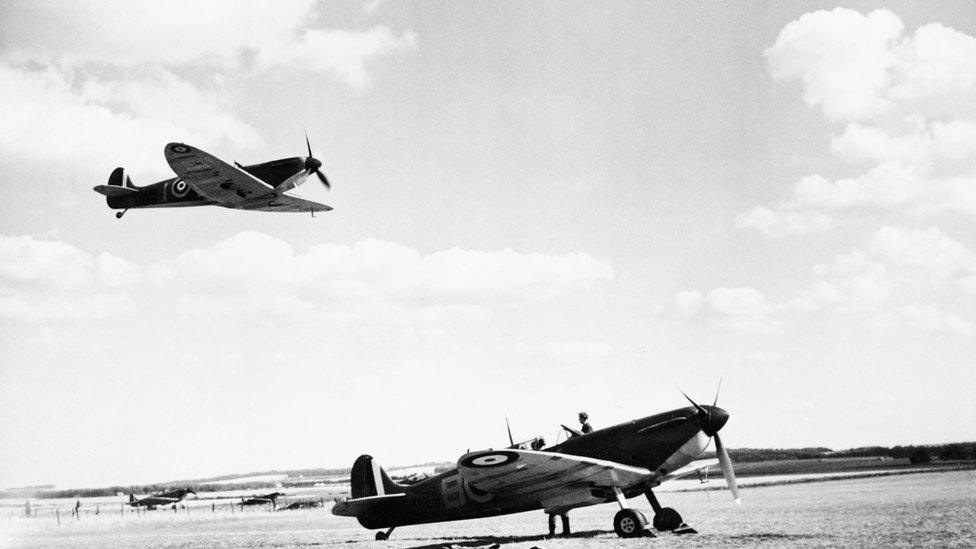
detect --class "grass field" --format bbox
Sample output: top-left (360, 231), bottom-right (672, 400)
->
top-left (2, 469), bottom-right (974, 548)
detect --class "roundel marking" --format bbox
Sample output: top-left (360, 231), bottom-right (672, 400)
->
top-left (460, 451), bottom-right (519, 468)
top-left (171, 178), bottom-right (189, 198)
top-left (171, 144), bottom-right (190, 153)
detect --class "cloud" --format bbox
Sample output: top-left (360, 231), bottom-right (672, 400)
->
top-left (789, 225), bottom-right (975, 315)
top-left (735, 205), bottom-right (834, 237)
top-left (900, 304), bottom-right (975, 336)
top-left (0, 232), bottom-right (614, 334)
top-left (738, 351), bottom-right (783, 366)
top-left (743, 8), bottom-right (976, 233)
top-left (2, 1), bottom-right (417, 87)
top-left (0, 235), bottom-right (139, 321)
top-left (672, 287), bottom-right (782, 333)
top-left (153, 232), bottom-right (613, 307)
top-left (869, 226), bottom-right (974, 278)
top-left (0, 2), bottom-right (418, 165)
top-left (0, 63), bottom-right (262, 168)
top-left (501, 341), bottom-right (614, 360)
top-left (254, 26), bottom-right (417, 88)
top-left (766, 8), bottom-right (904, 122)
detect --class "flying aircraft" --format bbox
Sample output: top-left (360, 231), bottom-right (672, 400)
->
top-left (333, 390), bottom-right (739, 540)
top-left (127, 488), bottom-right (196, 510)
top-left (93, 136), bottom-right (332, 218)
top-left (241, 492), bottom-right (285, 509)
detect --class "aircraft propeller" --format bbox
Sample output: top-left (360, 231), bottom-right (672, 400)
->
top-left (679, 381), bottom-right (740, 503)
top-left (304, 131), bottom-right (331, 190)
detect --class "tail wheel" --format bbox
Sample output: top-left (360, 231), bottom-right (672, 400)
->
top-left (613, 508), bottom-right (648, 538)
top-left (653, 507), bottom-right (683, 531)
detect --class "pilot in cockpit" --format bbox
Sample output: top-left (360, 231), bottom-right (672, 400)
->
top-left (578, 411), bottom-right (593, 434)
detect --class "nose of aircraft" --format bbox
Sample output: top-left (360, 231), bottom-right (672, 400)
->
top-left (701, 405), bottom-right (729, 437)
top-left (305, 157), bottom-right (322, 172)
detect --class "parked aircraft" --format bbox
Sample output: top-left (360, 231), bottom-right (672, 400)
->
top-left (127, 488), bottom-right (195, 510)
top-left (333, 390), bottom-right (739, 539)
top-left (93, 135), bottom-right (332, 218)
top-left (241, 492), bottom-right (284, 509)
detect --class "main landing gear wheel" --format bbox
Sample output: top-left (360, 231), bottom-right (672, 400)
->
top-left (613, 508), bottom-right (649, 538)
top-left (375, 531), bottom-right (387, 541)
top-left (653, 507), bottom-right (683, 532)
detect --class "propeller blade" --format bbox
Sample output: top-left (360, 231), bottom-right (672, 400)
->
top-left (714, 433), bottom-right (740, 503)
top-left (505, 416), bottom-right (515, 447)
top-left (678, 387), bottom-right (708, 417)
top-left (305, 129), bottom-right (313, 158)
top-left (713, 377), bottom-right (723, 407)
top-left (315, 170), bottom-right (331, 190)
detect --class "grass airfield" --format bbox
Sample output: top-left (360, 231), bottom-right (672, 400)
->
top-left (2, 470), bottom-right (974, 548)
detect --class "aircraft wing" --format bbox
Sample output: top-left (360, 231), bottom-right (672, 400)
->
top-left (660, 458), bottom-right (719, 482)
top-left (457, 449), bottom-right (652, 507)
top-left (164, 142), bottom-right (275, 207)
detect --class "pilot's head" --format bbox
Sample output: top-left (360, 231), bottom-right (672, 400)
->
top-left (578, 411), bottom-right (589, 421)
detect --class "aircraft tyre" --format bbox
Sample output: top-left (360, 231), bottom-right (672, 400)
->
top-left (613, 509), bottom-right (649, 538)
top-left (375, 531), bottom-right (387, 541)
top-left (653, 507), bottom-right (682, 531)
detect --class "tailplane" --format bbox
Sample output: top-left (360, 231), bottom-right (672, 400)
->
top-left (351, 455), bottom-right (405, 498)
top-left (93, 168), bottom-right (139, 197)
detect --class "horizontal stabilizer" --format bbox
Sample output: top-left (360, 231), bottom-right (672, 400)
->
top-left (331, 493), bottom-right (405, 517)
top-left (93, 184), bottom-right (138, 197)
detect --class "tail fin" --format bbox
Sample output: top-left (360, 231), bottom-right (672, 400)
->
top-left (93, 168), bottom-right (138, 197)
top-left (350, 455), bottom-right (404, 498)
top-left (128, 494), bottom-right (135, 503)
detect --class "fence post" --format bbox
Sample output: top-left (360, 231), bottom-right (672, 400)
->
top-left (56, 508), bottom-right (61, 526)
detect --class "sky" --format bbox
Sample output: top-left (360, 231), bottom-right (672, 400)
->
top-left (0, 1), bottom-right (974, 489)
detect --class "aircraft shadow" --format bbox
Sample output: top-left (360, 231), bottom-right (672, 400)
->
top-left (396, 529), bottom-right (611, 549)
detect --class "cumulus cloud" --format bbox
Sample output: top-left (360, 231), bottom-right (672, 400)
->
top-left (869, 226), bottom-right (974, 278)
top-left (766, 8), bottom-right (904, 122)
top-left (0, 1), bottom-right (418, 165)
top-left (0, 63), bottom-right (262, 168)
top-left (2, 1), bottom-right (417, 87)
top-left (153, 232), bottom-right (613, 307)
top-left (0, 235), bottom-right (139, 321)
top-left (254, 26), bottom-right (417, 88)
top-left (735, 205), bottom-right (834, 237)
top-left (789, 226), bottom-right (975, 317)
top-left (501, 341), bottom-right (614, 360)
top-left (672, 287), bottom-right (782, 333)
top-left (0, 232), bottom-right (613, 334)
top-left (900, 304), bottom-right (975, 336)
top-left (743, 8), bottom-right (976, 234)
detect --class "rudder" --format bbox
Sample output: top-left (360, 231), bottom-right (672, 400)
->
top-left (351, 455), bottom-right (404, 498)
top-left (93, 168), bottom-right (138, 197)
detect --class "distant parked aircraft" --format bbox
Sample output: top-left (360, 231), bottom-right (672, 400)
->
top-left (127, 488), bottom-right (195, 510)
top-left (241, 492), bottom-right (284, 510)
